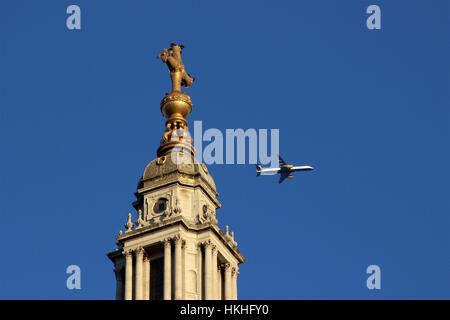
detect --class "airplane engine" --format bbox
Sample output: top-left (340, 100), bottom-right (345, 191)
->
top-left (288, 175), bottom-right (294, 179)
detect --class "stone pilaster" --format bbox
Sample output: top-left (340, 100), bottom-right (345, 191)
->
top-left (182, 239), bottom-right (186, 299)
top-left (232, 266), bottom-right (238, 300)
top-left (124, 250), bottom-right (133, 300)
top-left (163, 237), bottom-right (172, 300)
top-left (197, 243), bottom-right (203, 299)
top-left (174, 234), bottom-right (183, 300)
top-left (217, 265), bottom-right (222, 300)
top-left (203, 240), bottom-right (213, 300)
top-left (224, 262), bottom-right (232, 300)
top-left (135, 247), bottom-right (144, 300)
top-left (212, 245), bottom-right (218, 300)
top-left (143, 253), bottom-right (150, 300)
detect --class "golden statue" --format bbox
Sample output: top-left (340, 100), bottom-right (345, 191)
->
top-left (156, 43), bottom-right (195, 157)
top-left (158, 43), bottom-right (195, 93)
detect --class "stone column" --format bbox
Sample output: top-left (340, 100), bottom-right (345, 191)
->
top-left (143, 253), bottom-right (150, 300)
top-left (217, 266), bottom-right (222, 300)
top-left (197, 243), bottom-right (203, 299)
top-left (124, 250), bottom-right (133, 300)
top-left (232, 266), bottom-right (238, 300)
top-left (174, 235), bottom-right (183, 300)
top-left (203, 240), bottom-right (213, 300)
top-left (163, 238), bottom-right (172, 300)
top-left (211, 245), bottom-right (218, 300)
top-left (182, 239), bottom-right (186, 299)
top-left (135, 247), bottom-right (144, 300)
top-left (114, 265), bottom-right (124, 300)
top-left (224, 263), bottom-right (232, 300)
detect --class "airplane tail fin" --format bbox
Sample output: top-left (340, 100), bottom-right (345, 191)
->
top-left (255, 164), bottom-right (262, 176)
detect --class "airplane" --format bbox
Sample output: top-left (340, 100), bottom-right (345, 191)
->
top-left (256, 155), bottom-right (313, 184)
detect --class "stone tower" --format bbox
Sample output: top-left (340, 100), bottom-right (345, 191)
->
top-left (107, 43), bottom-right (245, 300)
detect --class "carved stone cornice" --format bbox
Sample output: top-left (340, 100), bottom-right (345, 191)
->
top-left (111, 216), bottom-right (245, 264)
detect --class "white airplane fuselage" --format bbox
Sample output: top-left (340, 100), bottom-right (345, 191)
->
top-left (258, 166), bottom-right (313, 175)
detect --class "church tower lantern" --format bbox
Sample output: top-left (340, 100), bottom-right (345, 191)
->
top-left (107, 43), bottom-right (245, 300)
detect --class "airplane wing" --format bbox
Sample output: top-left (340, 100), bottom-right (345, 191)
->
top-left (278, 155), bottom-right (287, 167)
top-left (279, 172), bottom-right (289, 184)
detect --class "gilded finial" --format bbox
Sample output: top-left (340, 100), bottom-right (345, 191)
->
top-left (158, 43), bottom-right (195, 93)
top-left (157, 43), bottom-right (196, 157)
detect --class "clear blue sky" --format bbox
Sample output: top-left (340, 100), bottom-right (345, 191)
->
top-left (0, 0), bottom-right (448, 299)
